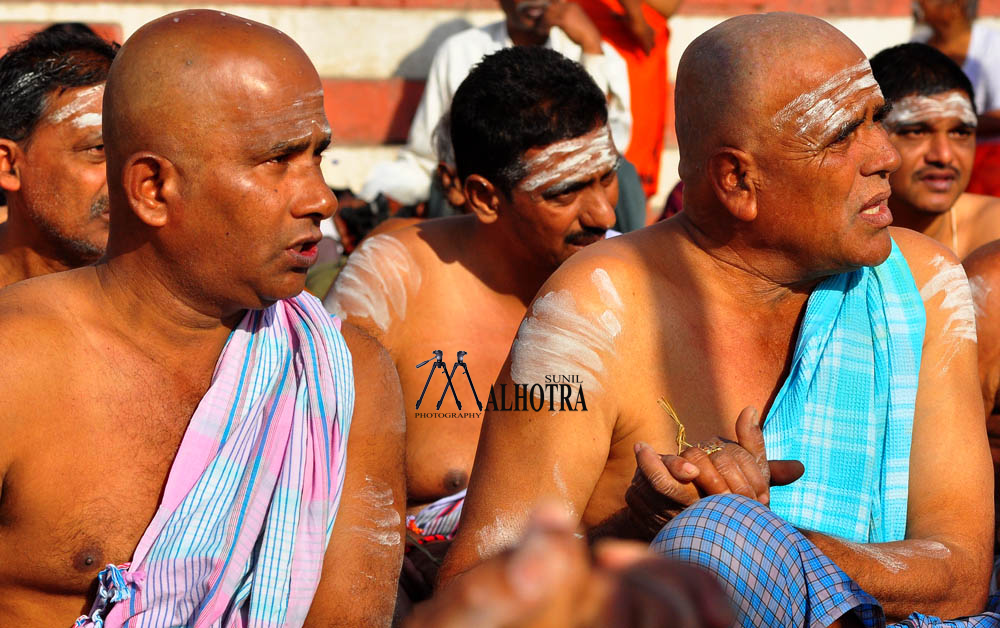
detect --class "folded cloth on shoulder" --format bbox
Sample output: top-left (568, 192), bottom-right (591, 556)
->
top-left (765, 238), bottom-right (925, 543)
top-left (75, 293), bottom-right (355, 628)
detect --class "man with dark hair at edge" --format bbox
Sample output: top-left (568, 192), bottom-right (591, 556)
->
top-left (441, 12), bottom-right (996, 626)
top-left (0, 10), bottom-right (405, 626)
top-left (913, 0), bottom-right (1000, 196)
top-left (0, 26), bottom-right (116, 289)
top-left (870, 43), bottom-right (1000, 259)
top-left (325, 45), bottom-right (619, 603)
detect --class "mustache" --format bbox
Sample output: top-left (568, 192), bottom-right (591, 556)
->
top-left (564, 225), bottom-right (607, 245)
top-left (915, 165), bottom-right (961, 179)
top-left (88, 195), bottom-right (109, 220)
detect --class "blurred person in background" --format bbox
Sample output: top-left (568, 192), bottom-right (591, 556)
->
top-left (871, 43), bottom-right (1000, 258)
top-left (0, 26), bottom-right (116, 289)
top-left (914, 0), bottom-right (1000, 195)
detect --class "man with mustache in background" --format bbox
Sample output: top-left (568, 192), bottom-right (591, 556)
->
top-left (0, 26), bottom-right (117, 289)
top-left (326, 46), bottom-right (620, 606)
top-left (871, 42), bottom-right (1000, 259)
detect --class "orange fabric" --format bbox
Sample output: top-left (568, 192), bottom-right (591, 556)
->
top-left (575, 0), bottom-right (669, 197)
top-left (968, 142), bottom-right (1000, 197)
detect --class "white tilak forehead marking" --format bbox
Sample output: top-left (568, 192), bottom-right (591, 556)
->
top-left (885, 93), bottom-right (977, 128)
top-left (71, 112), bottom-right (102, 129)
top-left (324, 234), bottom-right (419, 333)
top-left (510, 268), bottom-right (623, 396)
top-left (772, 60), bottom-right (881, 140)
top-left (48, 84), bottom-right (103, 124)
top-left (519, 126), bottom-right (617, 193)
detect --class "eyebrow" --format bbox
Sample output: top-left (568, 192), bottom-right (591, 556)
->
top-left (262, 133), bottom-right (332, 157)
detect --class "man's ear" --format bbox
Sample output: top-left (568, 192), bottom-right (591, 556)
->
top-left (0, 139), bottom-right (23, 193)
top-left (122, 152), bottom-right (177, 228)
top-left (464, 174), bottom-right (501, 224)
top-left (708, 148), bottom-right (757, 222)
top-left (437, 163), bottom-right (466, 209)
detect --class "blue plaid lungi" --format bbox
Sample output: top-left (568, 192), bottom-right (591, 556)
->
top-left (651, 495), bottom-right (1000, 628)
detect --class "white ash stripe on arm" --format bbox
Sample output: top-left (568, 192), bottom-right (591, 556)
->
top-left (324, 234), bottom-right (420, 334)
top-left (349, 475), bottom-right (402, 547)
top-left (921, 255), bottom-right (977, 372)
top-left (510, 268), bottom-right (624, 396)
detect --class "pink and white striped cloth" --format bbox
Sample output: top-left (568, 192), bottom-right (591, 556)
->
top-left (75, 293), bottom-right (354, 628)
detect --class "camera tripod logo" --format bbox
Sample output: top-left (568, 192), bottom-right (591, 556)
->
top-left (414, 350), bottom-right (483, 412)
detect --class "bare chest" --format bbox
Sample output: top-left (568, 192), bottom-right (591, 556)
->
top-left (0, 365), bottom-right (206, 599)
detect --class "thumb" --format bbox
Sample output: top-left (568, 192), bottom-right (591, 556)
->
top-left (767, 460), bottom-right (804, 486)
top-left (734, 406), bottom-right (766, 467)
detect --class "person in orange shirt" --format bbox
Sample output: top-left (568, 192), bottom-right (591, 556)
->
top-left (575, 0), bottom-right (680, 209)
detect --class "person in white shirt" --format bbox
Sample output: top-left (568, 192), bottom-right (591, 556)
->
top-left (362, 0), bottom-right (632, 208)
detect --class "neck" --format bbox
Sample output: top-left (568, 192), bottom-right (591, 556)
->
top-left (94, 247), bottom-right (239, 373)
top-left (675, 213), bottom-right (821, 316)
top-left (889, 202), bottom-right (955, 250)
top-left (0, 208), bottom-right (75, 288)
top-left (463, 217), bottom-right (555, 304)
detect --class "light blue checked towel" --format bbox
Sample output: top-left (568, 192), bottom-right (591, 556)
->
top-left (764, 239), bottom-right (925, 543)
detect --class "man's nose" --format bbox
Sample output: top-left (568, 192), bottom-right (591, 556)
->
top-left (580, 180), bottom-right (618, 230)
top-left (924, 132), bottom-right (955, 166)
top-left (293, 168), bottom-right (338, 221)
top-left (863, 124), bottom-right (902, 178)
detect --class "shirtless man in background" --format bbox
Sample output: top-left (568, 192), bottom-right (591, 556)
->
top-left (0, 27), bottom-right (116, 288)
top-left (0, 11), bottom-right (404, 626)
top-left (871, 42), bottom-right (1000, 258)
top-left (442, 14), bottom-right (991, 623)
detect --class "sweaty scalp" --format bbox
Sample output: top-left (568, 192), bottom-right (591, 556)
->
top-left (674, 13), bottom-right (856, 180)
top-left (103, 10), bottom-right (313, 183)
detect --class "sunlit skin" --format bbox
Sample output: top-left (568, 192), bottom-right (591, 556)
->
top-left (885, 90), bottom-right (1000, 257)
top-left (442, 14), bottom-right (992, 621)
top-left (327, 124), bottom-right (618, 510)
top-left (0, 84), bottom-right (109, 288)
top-left (0, 11), bottom-right (404, 626)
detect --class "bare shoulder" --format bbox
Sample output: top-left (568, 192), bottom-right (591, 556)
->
top-left (957, 193), bottom-right (1000, 254)
top-left (964, 238), bottom-right (1000, 280)
top-left (889, 226), bottom-right (961, 289)
top-left (339, 321), bottom-right (399, 394)
top-left (532, 230), bottom-right (647, 312)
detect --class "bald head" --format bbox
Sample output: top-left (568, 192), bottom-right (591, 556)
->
top-left (104, 10), bottom-right (321, 183)
top-left (675, 13), bottom-right (866, 181)
top-left (98, 10), bottom-right (335, 309)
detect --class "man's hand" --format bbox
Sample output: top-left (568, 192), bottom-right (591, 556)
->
top-left (625, 406), bottom-right (804, 538)
top-left (543, 0), bottom-right (603, 54)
